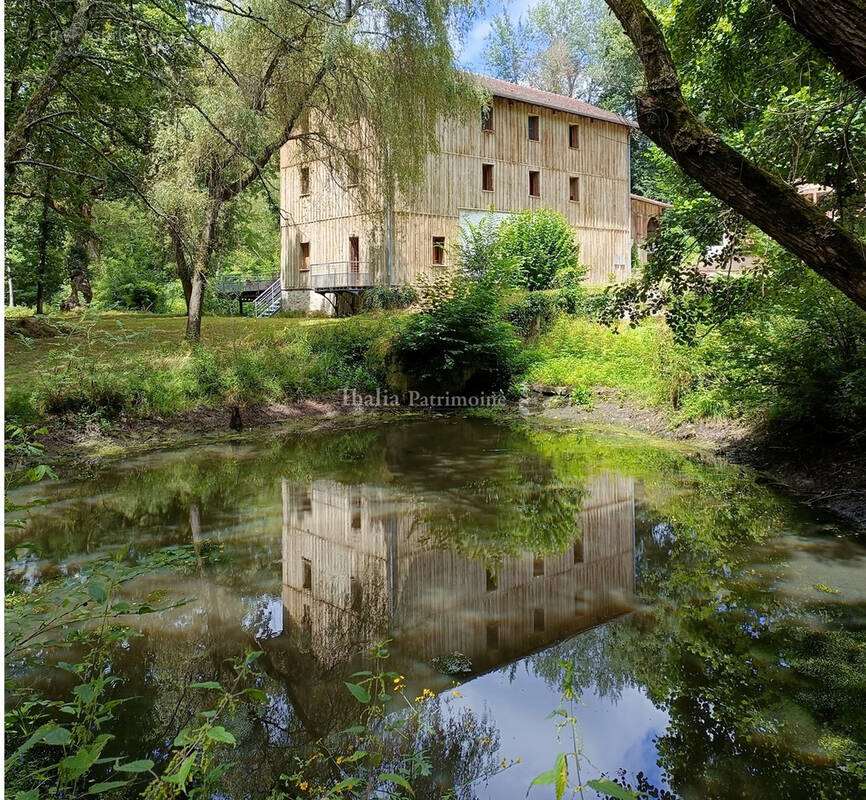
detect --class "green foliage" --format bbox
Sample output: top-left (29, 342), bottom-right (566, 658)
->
top-left (361, 285), bottom-right (418, 311)
top-left (502, 290), bottom-right (562, 338)
top-left (498, 209), bottom-right (583, 291)
top-left (390, 274), bottom-right (525, 393)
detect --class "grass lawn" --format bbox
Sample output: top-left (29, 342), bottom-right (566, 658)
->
top-left (5, 312), bottom-right (337, 393)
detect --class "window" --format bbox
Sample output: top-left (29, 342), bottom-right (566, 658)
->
top-left (300, 242), bottom-right (310, 271)
top-left (529, 170), bottom-right (540, 197)
top-left (569, 176), bottom-right (580, 203)
top-left (573, 536), bottom-right (584, 564)
top-left (350, 577), bottom-right (363, 613)
top-left (533, 555), bottom-right (544, 577)
top-left (533, 607), bottom-right (545, 633)
top-left (482, 163), bottom-right (494, 192)
top-left (569, 124), bottom-right (580, 149)
top-left (349, 236), bottom-right (360, 272)
top-left (432, 236), bottom-right (446, 265)
top-left (299, 166), bottom-right (310, 196)
top-left (528, 115), bottom-right (539, 141)
top-left (486, 622), bottom-right (500, 650)
top-left (302, 558), bottom-right (312, 590)
top-left (481, 106), bottom-right (494, 132)
top-left (347, 155), bottom-right (359, 187)
top-left (485, 566), bottom-right (498, 592)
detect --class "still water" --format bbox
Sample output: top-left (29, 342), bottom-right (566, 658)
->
top-left (6, 417), bottom-right (866, 799)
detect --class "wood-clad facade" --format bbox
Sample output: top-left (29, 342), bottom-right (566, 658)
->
top-left (279, 77), bottom-right (635, 312)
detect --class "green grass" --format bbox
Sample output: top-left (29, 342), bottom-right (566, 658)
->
top-left (5, 312), bottom-right (395, 424)
top-left (526, 317), bottom-right (687, 408)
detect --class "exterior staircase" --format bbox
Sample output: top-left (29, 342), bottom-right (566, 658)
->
top-left (253, 278), bottom-right (282, 317)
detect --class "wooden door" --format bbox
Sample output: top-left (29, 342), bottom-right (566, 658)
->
top-left (349, 236), bottom-right (360, 272)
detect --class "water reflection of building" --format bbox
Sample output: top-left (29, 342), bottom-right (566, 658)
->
top-left (281, 475), bottom-right (634, 674)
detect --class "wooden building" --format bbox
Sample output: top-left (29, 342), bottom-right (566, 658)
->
top-left (279, 75), bottom-right (638, 313)
top-left (280, 473), bottom-right (635, 677)
top-left (631, 193), bottom-right (672, 262)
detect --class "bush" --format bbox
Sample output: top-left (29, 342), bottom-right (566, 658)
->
top-left (390, 275), bottom-right (525, 393)
top-left (92, 256), bottom-right (166, 312)
top-left (503, 290), bottom-right (562, 338)
top-left (498, 209), bottom-right (582, 291)
top-left (361, 285), bottom-right (418, 311)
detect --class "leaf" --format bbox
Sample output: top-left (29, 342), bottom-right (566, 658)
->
top-left (554, 753), bottom-right (568, 800)
top-left (586, 778), bottom-right (640, 800)
top-left (530, 769), bottom-right (558, 787)
top-left (88, 781), bottom-right (129, 794)
top-left (378, 773), bottom-right (414, 795)
top-left (43, 725), bottom-right (72, 745)
top-left (331, 777), bottom-right (362, 792)
top-left (116, 759), bottom-right (155, 773)
top-left (87, 581), bottom-right (107, 604)
top-left (190, 681), bottom-right (222, 690)
top-left (341, 750), bottom-right (367, 763)
top-left (344, 681), bottom-right (371, 704)
top-left (164, 755), bottom-right (195, 785)
top-left (206, 726), bottom-right (236, 745)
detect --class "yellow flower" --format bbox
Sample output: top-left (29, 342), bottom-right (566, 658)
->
top-left (299, 781), bottom-right (308, 790)
top-left (336, 755), bottom-right (344, 764)
top-left (452, 690), bottom-right (462, 697)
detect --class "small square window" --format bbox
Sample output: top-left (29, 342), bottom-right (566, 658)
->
top-left (569, 176), bottom-right (580, 203)
top-left (482, 163), bottom-right (494, 192)
top-left (482, 107), bottom-right (494, 131)
top-left (569, 124), bottom-right (580, 149)
top-left (300, 242), bottom-right (310, 271)
top-left (432, 236), bottom-right (446, 265)
top-left (528, 115), bottom-right (539, 141)
top-left (529, 170), bottom-right (540, 197)
top-left (302, 558), bottom-right (312, 590)
top-left (299, 166), bottom-right (310, 196)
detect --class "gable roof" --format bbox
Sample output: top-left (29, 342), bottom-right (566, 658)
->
top-left (472, 74), bottom-right (637, 129)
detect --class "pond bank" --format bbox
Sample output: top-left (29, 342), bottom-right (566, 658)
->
top-left (12, 389), bottom-right (866, 527)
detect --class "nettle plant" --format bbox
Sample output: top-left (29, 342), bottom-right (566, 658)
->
top-left (4, 548), bottom-right (264, 800)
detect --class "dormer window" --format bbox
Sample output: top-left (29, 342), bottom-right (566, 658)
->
top-left (528, 115), bottom-right (540, 141)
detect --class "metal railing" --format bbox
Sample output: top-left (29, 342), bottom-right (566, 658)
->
top-left (253, 278), bottom-right (282, 317)
top-left (310, 261), bottom-right (372, 291)
top-left (214, 271), bottom-right (279, 296)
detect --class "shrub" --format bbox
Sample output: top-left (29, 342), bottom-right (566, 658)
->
top-left (361, 285), bottom-right (418, 311)
top-left (390, 275), bottom-right (524, 393)
top-left (92, 256), bottom-right (165, 312)
top-left (498, 209), bottom-right (581, 291)
top-left (503, 290), bottom-right (562, 338)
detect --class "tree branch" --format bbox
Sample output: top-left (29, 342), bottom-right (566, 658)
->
top-left (604, 0), bottom-right (866, 310)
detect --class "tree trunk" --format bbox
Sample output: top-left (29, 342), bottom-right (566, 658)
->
top-left (185, 199), bottom-right (222, 342)
top-left (769, 0), bottom-right (866, 88)
top-left (170, 226), bottom-right (193, 312)
top-left (603, 0), bottom-right (866, 310)
top-left (36, 172), bottom-right (52, 315)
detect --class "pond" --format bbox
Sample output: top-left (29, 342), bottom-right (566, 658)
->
top-left (6, 416), bottom-right (866, 799)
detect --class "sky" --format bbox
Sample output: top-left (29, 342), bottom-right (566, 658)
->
top-left (456, 0), bottom-right (540, 73)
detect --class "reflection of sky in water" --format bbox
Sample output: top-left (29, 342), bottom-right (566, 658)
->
top-left (451, 655), bottom-right (669, 799)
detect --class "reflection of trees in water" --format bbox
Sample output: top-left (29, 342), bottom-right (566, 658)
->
top-left (524, 507), bottom-right (866, 799)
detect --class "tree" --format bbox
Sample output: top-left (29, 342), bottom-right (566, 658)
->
top-left (602, 0), bottom-right (866, 310)
top-left (148, 0), bottom-right (477, 341)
